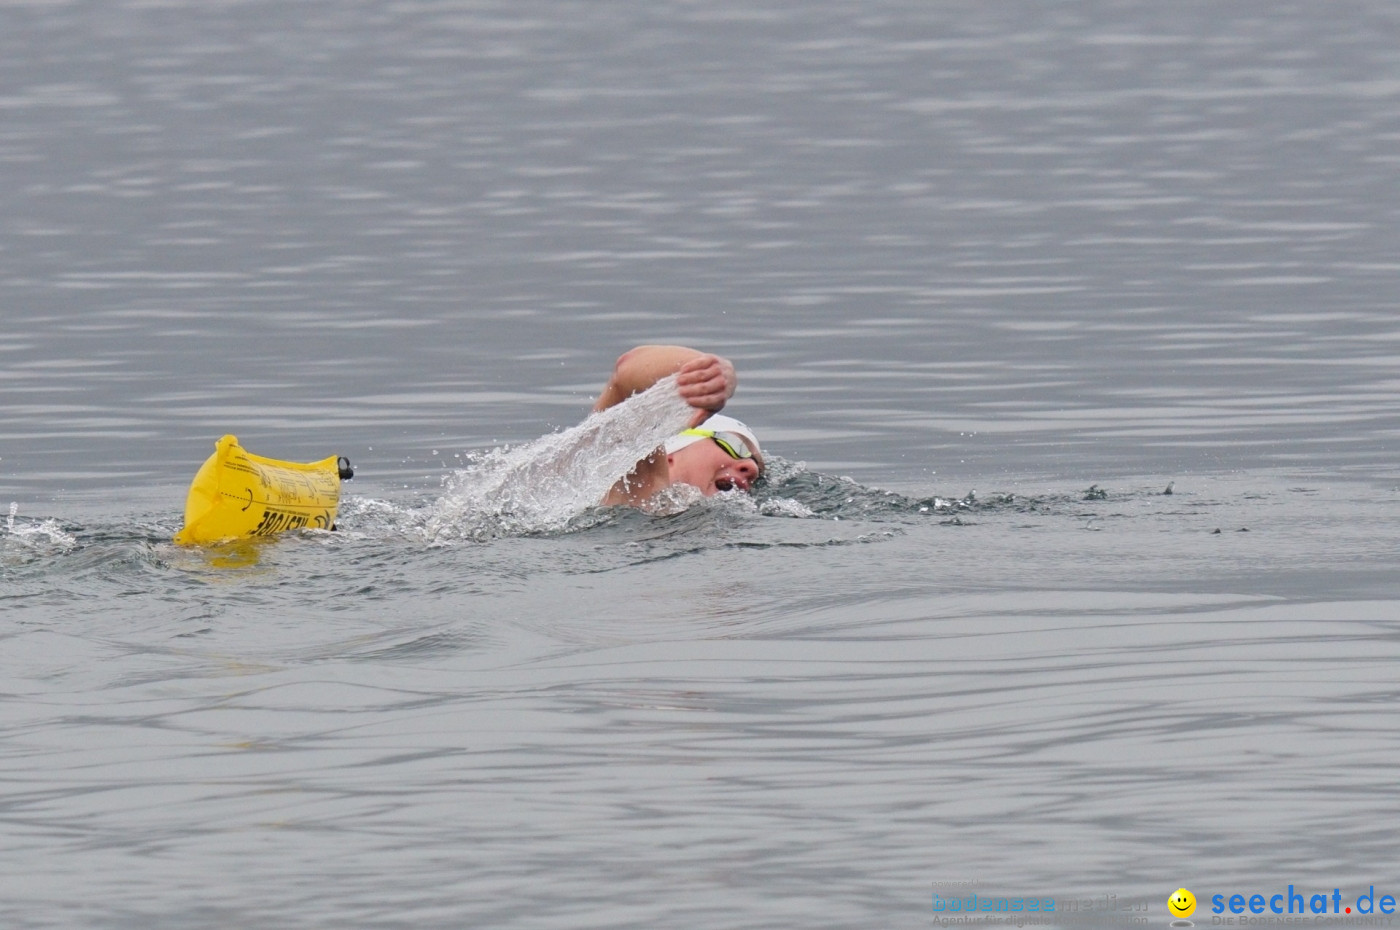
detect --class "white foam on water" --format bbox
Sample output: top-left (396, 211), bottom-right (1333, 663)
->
top-left (422, 375), bottom-right (695, 542)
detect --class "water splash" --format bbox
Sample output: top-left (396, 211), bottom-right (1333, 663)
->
top-left (422, 376), bottom-right (694, 541)
top-left (3, 501), bottom-right (78, 557)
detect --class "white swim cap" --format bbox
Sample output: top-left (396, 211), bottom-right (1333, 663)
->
top-left (664, 414), bottom-right (762, 464)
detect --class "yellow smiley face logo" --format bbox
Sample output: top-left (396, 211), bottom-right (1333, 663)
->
top-left (1169, 888), bottom-right (1197, 918)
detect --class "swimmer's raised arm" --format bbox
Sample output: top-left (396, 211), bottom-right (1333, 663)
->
top-left (594, 345), bottom-right (737, 428)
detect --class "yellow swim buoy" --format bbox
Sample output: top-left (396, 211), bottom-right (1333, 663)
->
top-left (173, 435), bottom-right (353, 545)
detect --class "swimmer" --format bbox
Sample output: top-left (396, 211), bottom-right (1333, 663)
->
top-left (593, 345), bottom-right (764, 506)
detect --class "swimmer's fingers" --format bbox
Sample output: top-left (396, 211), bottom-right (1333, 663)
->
top-left (675, 354), bottom-right (736, 411)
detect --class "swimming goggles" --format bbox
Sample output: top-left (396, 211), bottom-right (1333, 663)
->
top-left (678, 428), bottom-right (757, 463)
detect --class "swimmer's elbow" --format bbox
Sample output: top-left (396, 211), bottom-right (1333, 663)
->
top-left (595, 349), bottom-right (643, 411)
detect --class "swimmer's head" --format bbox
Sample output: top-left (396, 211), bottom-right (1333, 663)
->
top-left (664, 414), bottom-right (763, 495)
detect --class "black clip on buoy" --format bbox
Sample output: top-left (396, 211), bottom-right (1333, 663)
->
top-left (337, 457), bottom-right (354, 480)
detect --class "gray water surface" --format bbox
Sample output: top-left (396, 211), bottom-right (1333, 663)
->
top-left (4, 1), bottom-right (1400, 928)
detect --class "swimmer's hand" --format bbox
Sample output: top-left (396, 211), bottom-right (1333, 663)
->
top-left (677, 354), bottom-right (737, 426)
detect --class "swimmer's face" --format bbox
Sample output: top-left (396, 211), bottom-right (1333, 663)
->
top-left (667, 437), bottom-right (762, 495)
